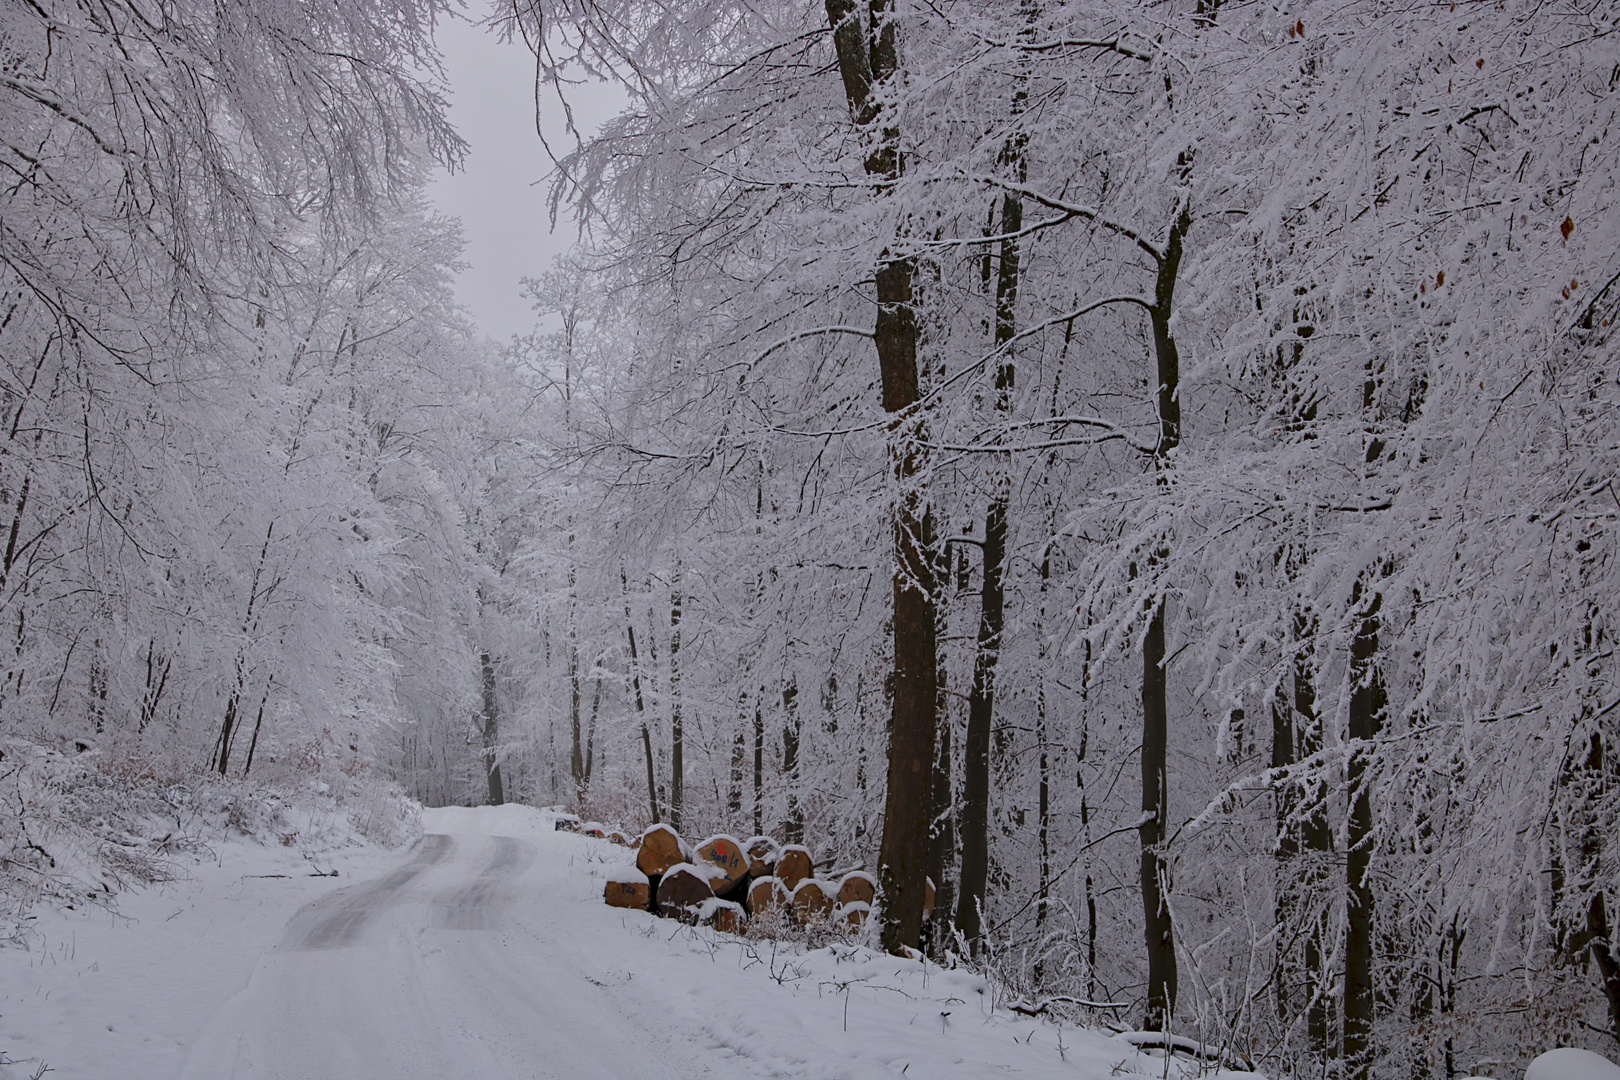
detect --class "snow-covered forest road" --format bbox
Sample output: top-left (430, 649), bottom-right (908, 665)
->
top-left (3, 803), bottom-right (1264, 1080)
top-left (179, 808), bottom-right (770, 1080)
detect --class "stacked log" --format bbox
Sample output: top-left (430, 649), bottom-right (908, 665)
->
top-left (748, 876), bottom-right (788, 918)
top-left (602, 862), bottom-right (652, 909)
top-left (586, 819), bottom-right (875, 942)
top-left (604, 880), bottom-right (650, 909)
top-left (836, 901), bottom-right (870, 932)
top-left (791, 879), bottom-right (837, 926)
top-left (698, 898), bottom-right (746, 934)
top-left (742, 836), bottom-right (781, 878)
top-left (775, 845), bottom-right (812, 891)
top-left (837, 871), bottom-right (877, 908)
top-left (636, 824), bottom-right (688, 878)
top-left (656, 863), bottom-right (715, 923)
top-left (695, 835), bottom-right (749, 902)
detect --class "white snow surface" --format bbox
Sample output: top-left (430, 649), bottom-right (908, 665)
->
top-left (1, 804), bottom-right (1276, 1079)
top-left (1525, 1048), bottom-right (1620, 1080)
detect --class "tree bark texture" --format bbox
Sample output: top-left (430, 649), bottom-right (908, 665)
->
top-left (670, 578), bottom-right (683, 832)
top-left (826, 0), bottom-right (937, 955)
top-left (1137, 202), bottom-right (1192, 1030)
top-left (1344, 583), bottom-right (1385, 1079)
top-left (480, 650), bottom-right (505, 806)
top-left (958, 177), bottom-right (1023, 953)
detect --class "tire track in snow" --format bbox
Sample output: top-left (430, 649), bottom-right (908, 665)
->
top-left (289, 832), bottom-right (453, 949)
top-left (435, 835), bottom-right (534, 930)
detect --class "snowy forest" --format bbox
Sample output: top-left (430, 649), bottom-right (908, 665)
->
top-left (2, 0), bottom-right (1618, 1077)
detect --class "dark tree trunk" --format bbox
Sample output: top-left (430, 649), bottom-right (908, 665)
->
top-left (782, 680), bottom-right (803, 843)
top-left (1137, 201), bottom-right (1191, 1031)
top-left (1344, 582), bottom-right (1385, 1079)
top-left (670, 577), bottom-right (683, 832)
top-left (729, 693), bottom-right (746, 816)
top-left (956, 30), bottom-right (1028, 955)
top-left (623, 578), bottom-right (659, 824)
top-left (480, 650), bottom-right (505, 806)
top-left (569, 560), bottom-right (584, 804)
top-left (928, 667), bottom-right (954, 954)
top-left (1140, 599), bottom-right (1176, 1030)
top-left (826, 0), bottom-right (937, 955)
top-left (753, 696), bottom-right (765, 835)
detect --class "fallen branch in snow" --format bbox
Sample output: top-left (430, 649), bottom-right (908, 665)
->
top-left (1007, 994), bottom-right (1130, 1017)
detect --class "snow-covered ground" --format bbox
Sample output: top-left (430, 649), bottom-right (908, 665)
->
top-left (1, 804), bottom-right (1611, 1079)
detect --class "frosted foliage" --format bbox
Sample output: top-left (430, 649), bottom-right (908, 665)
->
top-left (498, 0), bottom-right (1620, 1074)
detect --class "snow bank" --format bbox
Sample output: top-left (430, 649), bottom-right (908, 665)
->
top-left (1526, 1048), bottom-right (1620, 1080)
top-left (0, 737), bottom-right (420, 946)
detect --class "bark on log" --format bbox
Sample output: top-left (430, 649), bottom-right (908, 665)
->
top-left (837, 871), bottom-right (877, 907)
top-left (656, 863), bottom-right (714, 922)
top-left (608, 830), bottom-right (632, 847)
top-left (776, 845), bottom-right (812, 891)
top-left (637, 823), bottom-right (686, 878)
top-left (604, 880), bottom-right (650, 910)
top-left (792, 879), bottom-right (837, 925)
top-left (696, 835), bottom-right (749, 891)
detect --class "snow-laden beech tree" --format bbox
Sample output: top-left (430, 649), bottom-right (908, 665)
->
top-left (500, 0), bottom-right (1620, 1073)
top-left (0, 0), bottom-right (531, 796)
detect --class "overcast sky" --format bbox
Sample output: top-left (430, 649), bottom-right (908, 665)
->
top-left (426, 16), bottom-right (625, 342)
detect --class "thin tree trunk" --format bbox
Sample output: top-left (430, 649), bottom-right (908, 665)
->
top-left (928, 662), bottom-right (954, 955)
top-left (782, 679), bottom-right (803, 842)
top-left (585, 676), bottom-right (601, 789)
top-left (1344, 581), bottom-right (1385, 1078)
top-left (826, 0), bottom-right (937, 954)
top-left (623, 574), bottom-right (659, 824)
top-left (480, 650), bottom-right (505, 806)
top-left (729, 697), bottom-right (746, 816)
top-left (569, 561), bottom-right (584, 805)
top-left (242, 687), bottom-right (271, 777)
top-left (958, 53), bottom-right (1028, 955)
top-left (753, 696), bottom-right (765, 835)
top-left (670, 573), bottom-right (683, 832)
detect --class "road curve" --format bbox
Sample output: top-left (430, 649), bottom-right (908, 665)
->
top-left (179, 809), bottom-right (763, 1080)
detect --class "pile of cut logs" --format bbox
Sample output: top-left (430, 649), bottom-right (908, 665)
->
top-left (565, 817), bottom-right (933, 936)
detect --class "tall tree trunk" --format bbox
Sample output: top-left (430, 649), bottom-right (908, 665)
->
top-left (1140, 597), bottom-right (1176, 1030)
top-left (753, 695), bottom-right (765, 835)
top-left (1344, 581), bottom-right (1385, 1079)
top-left (958, 17), bottom-right (1029, 956)
top-left (826, 0), bottom-right (937, 954)
top-left (480, 649), bottom-right (505, 806)
top-left (569, 561), bottom-right (585, 805)
top-left (729, 691), bottom-right (747, 816)
top-left (584, 676), bottom-right (600, 789)
top-left (928, 686), bottom-right (954, 955)
top-left (670, 573), bottom-right (684, 832)
top-left (1138, 199), bottom-right (1191, 1031)
top-left (782, 679), bottom-right (803, 843)
top-left (623, 574), bottom-right (659, 824)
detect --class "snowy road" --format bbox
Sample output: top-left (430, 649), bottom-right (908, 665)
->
top-left (6, 802), bottom-right (1265, 1080)
top-left (179, 809), bottom-right (765, 1080)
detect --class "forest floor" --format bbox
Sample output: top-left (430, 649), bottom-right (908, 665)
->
top-left (2, 804), bottom-right (1258, 1080)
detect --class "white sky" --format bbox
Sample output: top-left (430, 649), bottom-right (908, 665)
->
top-left (426, 15), bottom-right (626, 342)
